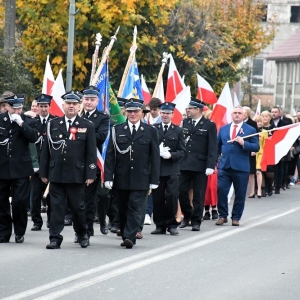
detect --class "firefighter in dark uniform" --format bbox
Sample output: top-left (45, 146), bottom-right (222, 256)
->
top-left (104, 98), bottom-right (160, 248)
top-left (30, 93), bottom-right (56, 231)
top-left (151, 102), bottom-right (186, 235)
top-left (179, 97), bottom-right (217, 231)
top-left (78, 85), bottom-right (109, 238)
top-left (39, 91), bottom-right (97, 249)
top-left (0, 94), bottom-right (38, 243)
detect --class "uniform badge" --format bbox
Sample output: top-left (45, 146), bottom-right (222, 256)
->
top-left (171, 125), bottom-right (174, 129)
top-left (94, 114), bottom-right (97, 118)
top-left (140, 127), bottom-right (144, 131)
top-left (75, 121), bottom-right (79, 125)
top-left (200, 122), bottom-right (203, 125)
top-left (89, 163), bottom-right (96, 169)
top-left (59, 134), bottom-right (63, 138)
top-left (3, 117), bottom-right (7, 121)
top-left (124, 126), bottom-right (128, 130)
top-left (158, 125), bottom-right (161, 128)
top-left (60, 121), bottom-right (63, 124)
top-left (77, 128), bottom-right (87, 133)
top-left (37, 132), bottom-right (40, 136)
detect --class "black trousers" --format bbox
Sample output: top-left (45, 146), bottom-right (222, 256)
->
top-left (49, 182), bottom-right (86, 244)
top-left (116, 189), bottom-right (146, 244)
top-left (84, 176), bottom-right (99, 237)
top-left (152, 175), bottom-right (179, 229)
top-left (96, 183), bottom-right (111, 226)
top-left (30, 173), bottom-right (50, 227)
top-left (179, 170), bottom-right (208, 225)
top-left (107, 189), bottom-right (120, 227)
top-left (275, 159), bottom-right (284, 189)
top-left (0, 178), bottom-right (30, 240)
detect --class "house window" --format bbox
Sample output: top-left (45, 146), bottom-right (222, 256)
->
top-left (290, 6), bottom-right (300, 23)
top-left (252, 59), bottom-right (264, 86)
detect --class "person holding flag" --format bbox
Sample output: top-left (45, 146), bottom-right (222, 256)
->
top-left (77, 86), bottom-right (109, 239)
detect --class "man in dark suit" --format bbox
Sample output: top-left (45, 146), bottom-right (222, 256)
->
top-left (104, 98), bottom-right (160, 248)
top-left (179, 97), bottom-right (217, 231)
top-left (270, 106), bottom-right (290, 194)
top-left (151, 102), bottom-right (186, 235)
top-left (79, 86), bottom-right (109, 238)
top-left (40, 91), bottom-right (97, 249)
top-left (216, 106), bottom-right (259, 226)
top-left (30, 94), bottom-right (56, 231)
top-left (0, 94), bottom-right (38, 243)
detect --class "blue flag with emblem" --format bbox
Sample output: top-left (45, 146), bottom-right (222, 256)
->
top-left (121, 58), bottom-right (144, 100)
top-left (94, 61), bottom-right (110, 182)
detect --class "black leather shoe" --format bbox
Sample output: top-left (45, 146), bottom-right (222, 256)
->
top-left (179, 219), bottom-right (189, 229)
top-left (120, 239), bottom-right (134, 248)
top-left (74, 233), bottom-right (79, 243)
top-left (93, 216), bottom-right (99, 223)
top-left (203, 212), bottom-right (210, 220)
top-left (31, 225), bottom-right (41, 231)
top-left (0, 237), bottom-right (9, 243)
top-left (275, 189), bottom-right (280, 194)
top-left (211, 210), bottom-right (218, 220)
top-left (64, 219), bottom-right (72, 226)
top-left (110, 226), bottom-right (118, 233)
top-left (46, 241), bottom-right (60, 249)
top-left (192, 225), bottom-right (200, 231)
top-left (100, 224), bottom-right (108, 235)
top-left (108, 222), bottom-right (112, 230)
top-left (41, 206), bottom-right (47, 213)
top-left (15, 236), bottom-right (24, 243)
top-left (80, 239), bottom-right (89, 248)
top-left (168, 228), bottom-right (179, 235)
top-left (151, 228), bottom-right (166, 234)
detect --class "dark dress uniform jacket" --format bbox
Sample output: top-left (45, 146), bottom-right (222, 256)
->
top-left (180, 117), bottom-right (217, 172)
top-left (0, 111), bottom-right (38, 179)
top-left (104, 121), bottom-right (160, 190)
top-left (35, 114), bottom-right (56, 161)
top-left (153, 123), bottom-right (186, 176)
top-left (39, 116), bottom-right (97, 183)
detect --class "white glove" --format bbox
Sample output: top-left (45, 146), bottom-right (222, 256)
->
top-left (161, 151), bottom-right (171, 159)
top-left (159, 142), bottom-right (170, 156)
top-left (33, 168), bottom-right (39, 173)
top-left (104, 181), bottom-right (113, 190)
top-left (11, 114), bottom-right (24, 126)
top-left (205, 168), bottom-right (214, 176)
top-left (24, 111), bottom-right (36, 118)
top-left (149, 184), bottom-right (158, 189)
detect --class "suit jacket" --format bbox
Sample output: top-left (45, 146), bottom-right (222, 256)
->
top-left (153, 123), bottom-right (186, 176)
top-left (104, 121), bottom-right (160, 190)
top-left (218, 122), bottom-right (259, 172)
top-left (39, 115), bottom-right (97, 183)
top-left (246, 118), bottom-right (259, 132)
top-left (0, 111), bottom-right (38, 179)
top-left (34, 114), bottom-right (56, 161)
top-left (180, 117), bottom-right (217, 172)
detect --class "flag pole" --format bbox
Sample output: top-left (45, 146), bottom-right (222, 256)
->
top-left (226, 123), bottom-right (299, 143)
top-left (152, 52), bottom-right (170, 98)
top-left (117, 26), bottom-right (137, 97)
top-left (91, 26), bottom-right (120, 86)
top-left (89, 33), bottom-right (102, 85)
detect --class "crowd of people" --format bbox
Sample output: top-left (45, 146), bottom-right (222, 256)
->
top-left (0, 88), bottom-right (299, 249)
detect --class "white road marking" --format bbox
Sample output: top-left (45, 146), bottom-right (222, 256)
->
top-left (3, 206), bottom-right (298, 300)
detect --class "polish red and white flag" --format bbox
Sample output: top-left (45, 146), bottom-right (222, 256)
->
top-left (261, 123), bottom-right (300, 171)
top-left (42, 55), bottom-right (55, 95)
top-left (165, 54), bottom-right (186, 125)
top-left (210, 82), bottom-right (233, 131)
top-left (49, 69), bottom-right (65, 117)
top-left (196, 74), bottom-right (217, 105)
top-left (141, 75), bottom-right (152, 105)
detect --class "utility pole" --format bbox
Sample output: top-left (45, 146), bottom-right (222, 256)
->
top-left (66, 0), bottom-right (76, 91)
top-left (4, 0), bottom-right (16, 54)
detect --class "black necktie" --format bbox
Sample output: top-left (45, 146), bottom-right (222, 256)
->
top-left (164, 125), bottom-right (168, 134)
top-left (132, 124), bottom-right (136, 138)
top-left (192, 120), bottom-right (196, 127)
top-left (42, 118), bottom-right (46, 133)
top-left (85, 111), bottom-right (90, 118)
top-left (67, 120), bottom-right (72, 133)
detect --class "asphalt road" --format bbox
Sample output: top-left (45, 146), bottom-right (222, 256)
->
top-left (1, 186), bottom-right (300, 300)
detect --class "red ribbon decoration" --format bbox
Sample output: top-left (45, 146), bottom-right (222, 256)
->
top-left (70, 127), bottom-right (77, 140)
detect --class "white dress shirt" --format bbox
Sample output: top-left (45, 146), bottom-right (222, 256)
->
top-left (230, 122), bottom-right (243, 139)
top-left (128, 120), bottom-right (140, 134)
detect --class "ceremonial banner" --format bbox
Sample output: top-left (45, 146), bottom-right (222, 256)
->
top-left (196, 74), bottom-right (217, 105)
top-left (261, 124), bottom-right (300, 171)
top-left (42, 55), bottom-right (55, 95)
top-left (109, 83), bottom-right (126, 125)
top-left (141, 75), bottom-right (152, 104)
top-left (49, 69), bottom-right (65, 117)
